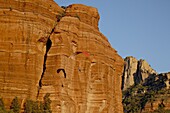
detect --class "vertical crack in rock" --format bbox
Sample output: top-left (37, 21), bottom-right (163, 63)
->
top-left (36, 24), bottom-right (56, 99)
top-left (121, 63), bottom-right (126, 90)
top-left (134, 60), bottom-right (142, 85)
top-left (36, 38), bottom-right (52, 99)
top-left (36, 10), bottom-right (66, 99)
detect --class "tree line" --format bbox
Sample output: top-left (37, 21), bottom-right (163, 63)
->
top-left (0, 93), bottom-right (52, 113)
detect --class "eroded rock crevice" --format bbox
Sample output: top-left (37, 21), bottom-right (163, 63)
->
top-left (134, 60), bottom-right (142, 85)
top-left (57, 69), bottom-right (66, 78)
top-left (37, 9), bottom-right (66, 98)
top-left (36, 21), bottom-right (58, 98)
top-left (37, 38), bottom-right (52, 98)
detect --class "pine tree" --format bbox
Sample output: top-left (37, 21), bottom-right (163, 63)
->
top-left (39, 102), bottom-right (44, 113)
top-left (10, 97), bottom-right (20, 113)
top-left (43, 93), bottom-right (52, 113)
top-left (32, 101), bottom-right (39, 113)
top-left (24, 99), bottom-right (33, 113)
top-left (8, 110), bottom-right (14, 113)
top-left (0, 98), bottom-right (5, 111)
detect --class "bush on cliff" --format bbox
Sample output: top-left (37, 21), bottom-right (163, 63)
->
top-left (0, 98), bottom-right (7, 113)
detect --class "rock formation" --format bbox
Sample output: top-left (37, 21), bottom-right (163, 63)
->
top-left (163, 72), bottom-right (170, 89)
top-left (143, 72), bottom-right (170, 112)
top-left (122, 56), bottom-right (157, 90)
top-left (122, 56), bottom-right (170, 112)
top-left (0, 0), bottom-right (124, 113)
top-left (122, 56), bottom-right (138, 90)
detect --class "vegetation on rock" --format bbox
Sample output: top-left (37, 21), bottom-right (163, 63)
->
top-left (122, 74), bottom-right (170, 113)
top-left (0, 98), bottom-right (7, 113)
top-left (10, 97), bottom-right (20, 113)
top-left (43, 93), bottom-right (52, 113)
top-left (0, 93), bottom-right (51, 113)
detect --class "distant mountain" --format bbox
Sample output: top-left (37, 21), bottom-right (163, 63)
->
top-left (122, 56), bottom-right (170, 112)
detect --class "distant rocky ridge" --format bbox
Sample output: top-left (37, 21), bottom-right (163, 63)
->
top-left (122, 56), bottom-right (170, 112)
top-left (122, 56), bottom-right (157, 90)
top-left (122, 56), bottom-right (170, 90)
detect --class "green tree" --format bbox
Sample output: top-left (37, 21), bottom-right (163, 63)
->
top-left (24, 99), bottom-right (34, 113)
top-left (39, 102), bottom-right (44, 113)
top-left (43, 93), bottom-right (52, 113)
top-left (8, 110), bottom-right (14, 113)
top-left (24, 99), bottom-right (41, 113)
top-left (32, 101), bottom-right (39, 113)
top-left (0, 98), bottom-right (6, 111)
top-left (10, 97), bottom-right (20, 113)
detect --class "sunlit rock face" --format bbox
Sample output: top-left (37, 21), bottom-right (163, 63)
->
top-left (122, 56), bottom-right (138, 90)
top-left (0, 0), bottom-right (63, 107)
top-left (0, 1), bottom-right (124, 112)
top-left (122, 56), bottom-right (157, 90)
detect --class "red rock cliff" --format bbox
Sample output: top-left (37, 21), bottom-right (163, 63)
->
top-left (0, 0), bottom-right (124, 112)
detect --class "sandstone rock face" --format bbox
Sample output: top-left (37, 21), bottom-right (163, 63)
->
top-left (0, 1), bottom-right (124, 113)
top-left (122, 56), bottom-right (138, 90)
top-left (0, 0), bottom-right (63, 106)
top-left (122, 56), bottom-right (157, 90)
top-left (164, 72), bottom-right (170, 89)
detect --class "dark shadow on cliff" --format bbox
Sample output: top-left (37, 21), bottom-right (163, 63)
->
top-left (143, 74), bottom-right (167, 91)
top-left (39, 38), bottom-right (52, 87)
top-left (121, 63), bottom-right (126, 90)
top-left (36, 38), bottom-right (52, 99)
top-left (133, 61), bottom-right (143, 85)
top-left (140, 74), bottom-right (167, 111)
top-left (57, 69), bottom-right (66, 78)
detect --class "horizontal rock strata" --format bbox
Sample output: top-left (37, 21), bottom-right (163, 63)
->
top-left (0, 0), bottom-right (124, 113)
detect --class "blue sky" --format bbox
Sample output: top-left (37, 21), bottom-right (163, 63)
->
top-left (55, 0), bottom-right (170, 73)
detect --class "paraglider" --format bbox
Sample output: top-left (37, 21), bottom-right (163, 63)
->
top-left (82, 51), bottom-right (90, 57)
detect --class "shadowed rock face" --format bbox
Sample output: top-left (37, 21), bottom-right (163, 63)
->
top-left (143, 72), bottom-right (170, 112)
top-left (0, 0), bottom-right (124, 113)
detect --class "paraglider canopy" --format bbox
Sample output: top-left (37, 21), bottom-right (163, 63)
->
top-left (82, 51), bottom-right (90, 57)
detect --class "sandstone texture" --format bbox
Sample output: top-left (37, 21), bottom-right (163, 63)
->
top-left (122, 56), bottom-right (157, 90)
top-left (0, 0), bottom-right (124, 113)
